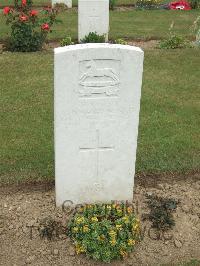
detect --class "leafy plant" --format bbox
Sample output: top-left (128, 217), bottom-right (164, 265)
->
top-left (159, 22), bottom-right (190, 49)
top-left (68, 202), bottom-right (141, 263)
top-left (189, 0), bottom-right (200, 9)
top-left (136, 0), bottom-right (162, 9)
top-left (80, 32), bottom-right (106, 43)
top-left (109, 0), bottom-right (117, 10)
top-left (114, 38), bottom-right (128, 45)
top-left (159, 34), bottom-right (190, 49)
top-left (146, 194), bottom-right (178, 231)
top-left (60, 36), bottom-right (74, 46)
top-left (3, 0), bottom-right (58, 52)
top-left (192, 16), bottom-right (200, 46)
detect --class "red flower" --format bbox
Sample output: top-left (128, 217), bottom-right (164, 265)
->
top-left (20, 15), bottom-right (28, 22)
top-left (22, 0), bottom-right (27, 5)
top-left (30, 10), bottom-right (38, 16)
top-left (41, 23), bottom-right (50, 31)
top-left (3, 6), bottom-right (11, 15)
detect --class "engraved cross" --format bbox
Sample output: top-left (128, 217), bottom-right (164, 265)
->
top-left (79, 129), bottom-right (114, 178)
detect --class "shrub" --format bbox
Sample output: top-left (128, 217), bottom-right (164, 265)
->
top-left (80, 32), bottom-right (106, 43)
top-left (3, 1), bottom-right (58, 52)
top-left (68, 202), bottom-right (141, 263)
top-left (189, 0), bottom-right (200, 9)
top-left (159, 34), bottom-right (190, 49)
top-left (159, 21), bottom-right (190, 49)
top-left (60, 36), bottom-right (74, 46)
top-left (109, 0), bottom-right (117, 10)
top-left (136, 0), bottom-right (162, 9)
top-left (114, 38), bottom-right (128, 45)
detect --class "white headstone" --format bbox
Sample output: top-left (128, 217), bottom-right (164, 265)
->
top-left (78, 0), bottom-right (109, 42)
top-left (54, 43), bottom-right (144, 206)
top-left (52, 0), bottom-right (72, 8)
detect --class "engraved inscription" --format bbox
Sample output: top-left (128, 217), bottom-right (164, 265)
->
top-left (88, 16), bottom-right (100, 32)
top-left (79, 59), bottom-right (120, 98)
top-left (79, 129), bottom-right (114, 178)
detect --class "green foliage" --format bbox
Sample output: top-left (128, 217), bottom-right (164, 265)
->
top-left (109, 0), bottom-right (117, 10)
top-left (68, 203), bottom-right (141, 263)
top-left (3, 2), bottom-right (58, 52)
top-left (60, 36), bottom-right (74, 46)
top-left (14, 0), bottom-right (33, 9)
top-left (114, 38), bottom-right (128, 45)
top-left (180, 259), bottom-right (200, 266)
top-left (159, 22), bottom-right (190, 49)
top-left (146, 195), bottom-right (178, 231)
top-left (159, 34), bottom-right (190, 49)
top-left (189, 0), bottom-right (200, 9)
top-left (136, 0), bottom-right (162, 9)
top-left (192, 16), bottom-right (200, 46)
top-left (80, 32), bottom-right (106, 43)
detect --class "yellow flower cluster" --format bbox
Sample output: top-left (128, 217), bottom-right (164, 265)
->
top-left (116, 224), bottom-right (122, 231)
top-left (75, 243), bottom-right (86, 254)
top-left (122, 215), bottom-right (129, 223)
top-left (128, 239), bottom-right (136, 246)
top-left (83, 225), bottom-right (89, 233)
top-left (127, 206), bottom-right (133, 214)
top-left (120, 249), bottom-right (128, 258)
top-left (109, 230), bottom-right (117, 246)
top-left (91, 216), bottom-right (98, 222)
top-left (132, 219), bottom-right (140, 232)
top-left (72, 226), bottom-right (79, 233)
top-left (97, 234), bottom-right (105, 242)
top-left (75, 216), bottom-right (85, 224)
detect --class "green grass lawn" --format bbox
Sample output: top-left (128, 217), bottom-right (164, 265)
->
top-left (0, 0), bottom-right (136, 7)
top-left (0, 10), bottom-right (198, 41)
top-left (0, 48), bottom-right (199, 184)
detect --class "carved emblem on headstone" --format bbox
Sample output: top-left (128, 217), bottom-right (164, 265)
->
top-left (79, 59), bottom-right (120, 98)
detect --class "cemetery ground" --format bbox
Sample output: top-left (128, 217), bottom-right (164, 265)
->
top-left (0, 6), bottom-right (200, 266)
top-left (1, 48), bottom-right (200, 265)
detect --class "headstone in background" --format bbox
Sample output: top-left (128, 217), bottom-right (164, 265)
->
top-left (78, 0), bottom-right (109, 42)
top-left (52, 0), bottom-right (72, 8)
top-left (54, 43), bottom-right (144, 206)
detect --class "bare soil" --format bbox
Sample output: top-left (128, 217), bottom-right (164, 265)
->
top-left (46, 40), bottom-right (159, 50)
top-left (0, 174), bottom-right (200, 266)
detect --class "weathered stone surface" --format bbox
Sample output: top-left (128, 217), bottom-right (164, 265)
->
top-left (54, 43), bottom-right (144, 206)
top-left (78, 0), bottom-right (109, 42)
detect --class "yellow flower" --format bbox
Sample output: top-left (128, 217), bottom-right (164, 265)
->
top-left (76, 244), bottom-right (86, 254)
top-left (98, 234), bottom-right (105, 241)
top-left (106, 205), bottom-right (112, 210)
top-left (120, 249), bottom-right (128, 258)
top-left (109, 238), bottom-right (116, 246)
top-left (72, 227), bottom-right (78, 232)
top-left (112, 204), bottom-right (116, 208)
top-left (109, 230), bottom-right (117, 237)
top-left (83, 225), bottom-right (89, 233)
top-left (122, 215), bottom-right (129, 223)
top-left (127, 207), bottom-right (133, 214)
top-left (128, 239), bottom-right (136, 246)
top-left (116, 224), bottom-right (122, 230)
top-left (75, 216), bottom-right (85, 224)
top-left (91, 216), bottom-right (98, 222)
top-left (132, 221), bottom-right (140, 231)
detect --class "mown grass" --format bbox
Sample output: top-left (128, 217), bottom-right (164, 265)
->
top-left (0, 0), bottom-right (136, 7)
top-left (0, 10), bottom-right (198, 41)
top-left (0, 48), bottom-right (199, 184)
top-left (179, 259), bottom-right (200, 266)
